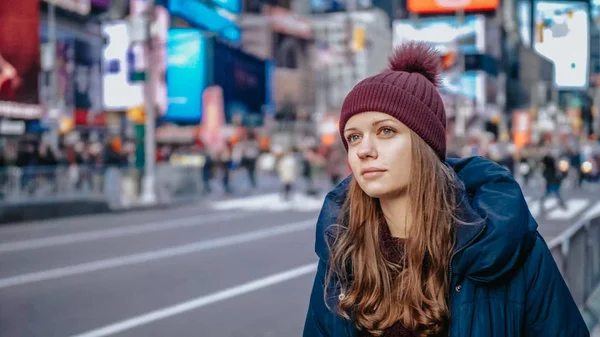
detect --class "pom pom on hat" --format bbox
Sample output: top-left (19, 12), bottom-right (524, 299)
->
top-left (388, 41), bottom-right (442, 88)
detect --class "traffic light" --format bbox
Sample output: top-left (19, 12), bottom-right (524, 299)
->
top-left (127, 106), bottom-right (146, 124)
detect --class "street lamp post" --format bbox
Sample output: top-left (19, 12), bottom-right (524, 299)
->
top-left (138, 0), bottom-right (157, 204)
top-left (48, 1), bottom-right (59, 150)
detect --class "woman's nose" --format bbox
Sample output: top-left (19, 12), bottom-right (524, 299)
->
top-left (357, 137), bottom-right (377, 159)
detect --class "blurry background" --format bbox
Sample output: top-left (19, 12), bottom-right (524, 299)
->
top-left (0, 0), bottom-right (600, 336)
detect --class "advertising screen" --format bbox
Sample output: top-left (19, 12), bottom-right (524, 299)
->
top-left (169, 0), bottom-right (240, 43)
top-left (213, 39), bottom-right (268, 125)
top-left (534, 1), bottom-right (589, 89)
top-left (0, 0), bottom-right (41, 119)
top-left (165, 29), bottom-right (206, 123)
top-left (74, 40), bottom-right (103, 114)
top-left (393, 15), bottom-right (486, 101)
top-left (102, 22), bottom-right (144, 110)
top-left (407, 0), bottom-right (498, 14)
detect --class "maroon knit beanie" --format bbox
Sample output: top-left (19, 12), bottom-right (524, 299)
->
top-left (339, 41), bottom-right (447, 161)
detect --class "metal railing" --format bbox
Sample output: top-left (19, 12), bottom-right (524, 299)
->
top-left (549, 212), bottom-right (600, 309)
top-left (0, 163), bottom-right (284, 210)
top-left (0, 164), bottom-right (206, 209)
top-left (0, 166), bottom-right (106, 203)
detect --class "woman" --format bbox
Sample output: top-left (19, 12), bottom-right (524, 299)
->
top-left (303, 42), bottom-right (588, 337)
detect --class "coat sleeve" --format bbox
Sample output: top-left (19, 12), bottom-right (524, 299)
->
top-left (524, 233), bottom-right (590, 337)
top-left (303, 259), bottom-right (333, 337)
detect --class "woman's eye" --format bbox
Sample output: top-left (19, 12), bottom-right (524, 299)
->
top-left (346, 134), bottom-right (360, 144)
top-left (380, 127), bottom-right (395, 136)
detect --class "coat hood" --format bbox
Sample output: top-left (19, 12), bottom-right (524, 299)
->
top-left (314, 156), bottom-right (538, 284)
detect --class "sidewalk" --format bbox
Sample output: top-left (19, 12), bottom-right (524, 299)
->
top-left (0, 171), bottom-right (331, 224)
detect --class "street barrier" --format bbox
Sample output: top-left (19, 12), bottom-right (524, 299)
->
top-left (548, 210), bottom-right (600, 317)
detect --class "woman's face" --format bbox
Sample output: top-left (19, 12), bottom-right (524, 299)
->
top-left (344, 111), bottom-right (412, 199)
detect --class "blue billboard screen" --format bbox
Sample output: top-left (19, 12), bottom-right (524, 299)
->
top-left (165, 29), bottom-right (206, 123)
top-left (169, 0), bottom-right (240, 43)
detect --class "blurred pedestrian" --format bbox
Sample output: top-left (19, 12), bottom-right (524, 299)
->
top-left (277, 149), bottom-right (297, 201)
top-left (304, 41), bottom-right (586, 337)
top-left (541, 153), bottom-right (567, 211)
top-left (219, 145), bottom-right (233, 196)
top-left (202, 149), bottom-right (214, 195)
top-left (240, 131), bottom-right (260, 189)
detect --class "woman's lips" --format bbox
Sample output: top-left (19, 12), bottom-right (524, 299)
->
top-left (361, 169), bottom-right (386, 178)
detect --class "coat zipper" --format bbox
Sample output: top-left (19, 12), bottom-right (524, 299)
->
top-left (446, 225), bottom-right (486, 337)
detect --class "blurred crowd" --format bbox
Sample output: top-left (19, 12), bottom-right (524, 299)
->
top-left (1, 124), bottom-right (599, 203)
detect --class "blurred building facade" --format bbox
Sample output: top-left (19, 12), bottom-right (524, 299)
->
top-left (312, 8), bottom-right (391, 113)
top-left (240, 0), bottom-right (315, 117)
top-left (1, 0), bottom-right (599, 162)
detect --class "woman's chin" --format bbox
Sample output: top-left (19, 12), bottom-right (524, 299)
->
top-left (357, 179), bottom-right (407, 199)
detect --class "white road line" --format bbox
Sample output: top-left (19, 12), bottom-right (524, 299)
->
top-left (548, 199), bottom-right (589, 220)
top-left (0, 219), bottom-right (315, 290)
top-left (542, 198), bottom-right (558, 210)
top-left (211, 193), bottom-right (325, 213)
top-left (69, 263), bottom-right (317, 337)
top-left (529, 200), bottom-right (541, 218)
top-left (0, 212), bottom-right (249, 254)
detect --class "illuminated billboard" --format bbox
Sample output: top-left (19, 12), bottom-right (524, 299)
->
top-left (102, 22), bottom-right (144, 110)
top-left (165, 29), bottom-right (206, 123)
top-left (169, 0), bottom-right (240, 43)
top-left (534, 1), bottom-right (589, 89)
top-left (407, 0), bottom-right (498, 14)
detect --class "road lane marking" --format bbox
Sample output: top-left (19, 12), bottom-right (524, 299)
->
top-left (211, 193), bottom-right (325, 213)
top-left (547, 199), bottom-right (589, 220)
top-left (69, 262), bottom-right (317, 337)
top-left (0, 219), bottom-right (315, 290)
top-left (529, 200), bottom-right (540, 218)
top-left (0, 211), bottom-right (250, 253)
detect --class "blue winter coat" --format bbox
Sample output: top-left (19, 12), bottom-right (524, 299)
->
top-left (303, 156), bottom-right (589, 337)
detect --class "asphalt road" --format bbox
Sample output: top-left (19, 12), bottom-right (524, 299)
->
top-left (0, 201), bottom-right (319, 337)
top-left (0, 183), bottom-right (599, 337)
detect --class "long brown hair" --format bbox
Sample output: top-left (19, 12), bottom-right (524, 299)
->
top-left (325, 131), bottom-right (463, 336)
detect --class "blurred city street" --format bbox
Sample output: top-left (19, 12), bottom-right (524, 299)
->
top-left (0, 183), bottom-right (599, 337)
top-left (2, 0), bottom-right (600, 335)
